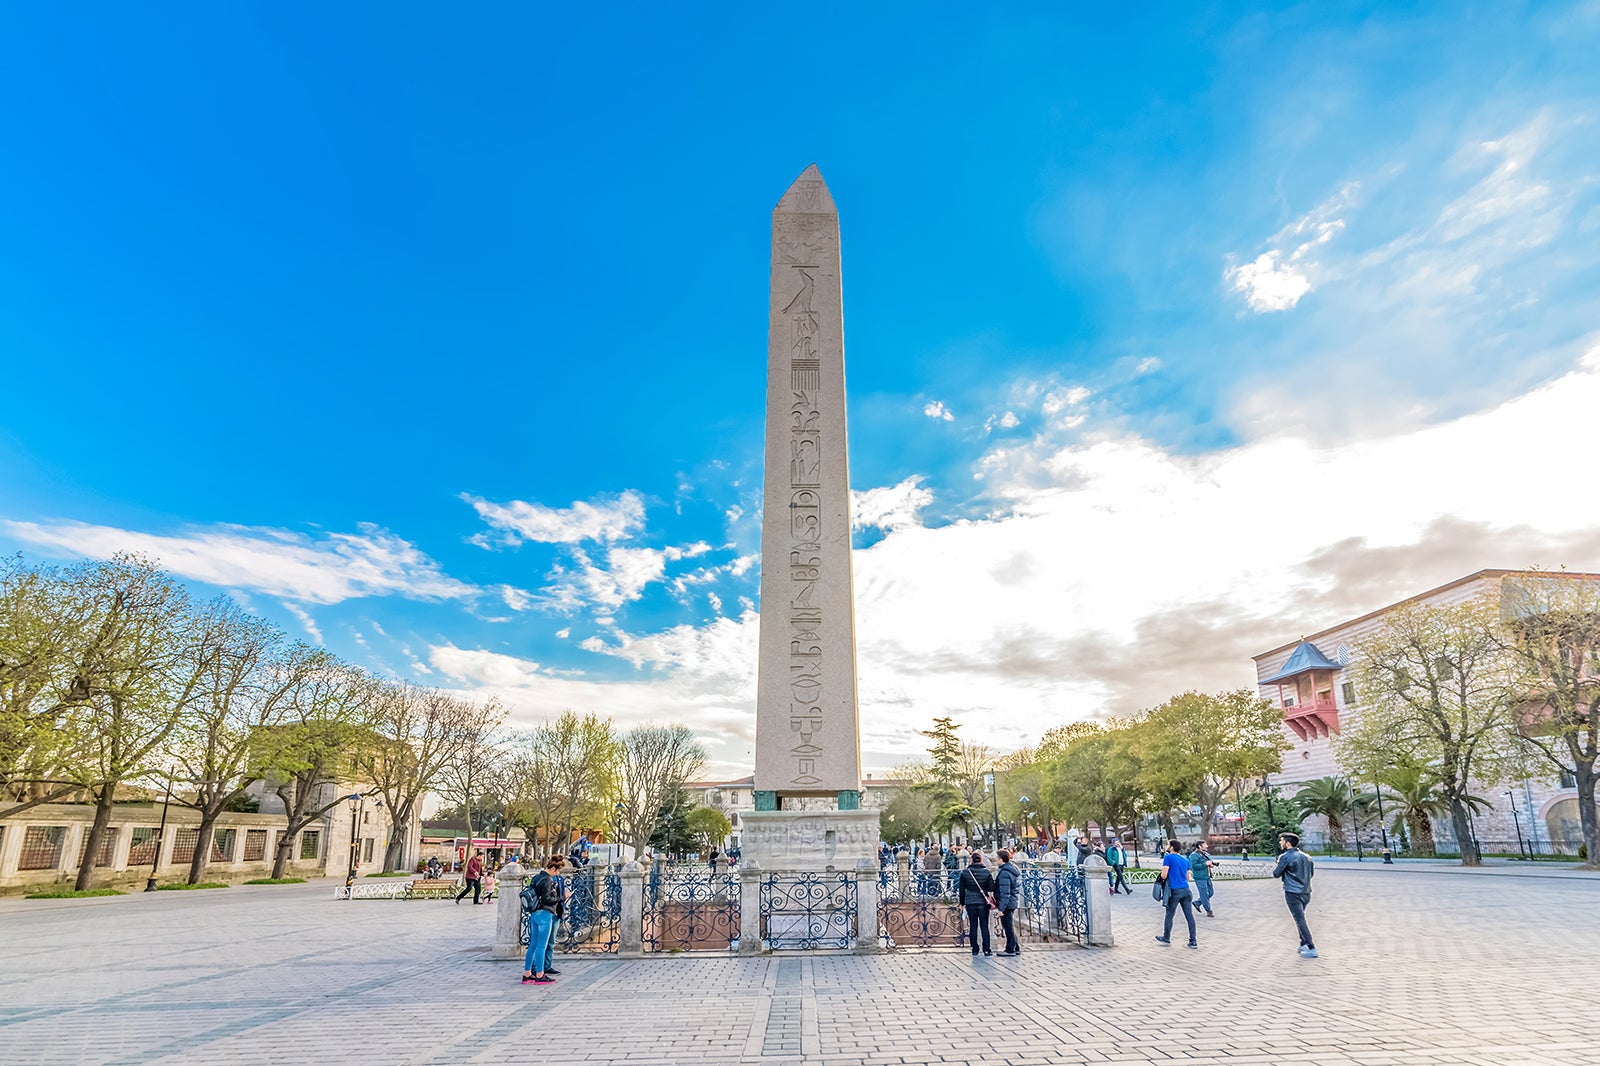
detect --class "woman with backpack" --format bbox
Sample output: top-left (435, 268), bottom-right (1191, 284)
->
top-left (520, 856), bottom-right (566, 985)
top-left (958, 851), bottom-right (997, 957)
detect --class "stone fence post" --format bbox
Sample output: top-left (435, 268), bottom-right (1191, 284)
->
top-left (493, 860), bottom-right (527, 959)
top-left (894, 851), bottom-right (910, 897)
top-left (854, 858), bottom-right (881, 952)
top-left (1082, 855), bottom-right (1113, 946)
top-left (738, 860), bottom-right (763, 955)
top-left (618, 861), bottom-right (645, 956)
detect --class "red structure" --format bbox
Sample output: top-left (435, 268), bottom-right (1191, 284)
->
top-left (1262, 639), bottom-right (1342, 740)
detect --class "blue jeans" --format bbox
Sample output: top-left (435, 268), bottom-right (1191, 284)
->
top-left (1194, 876), bottom-right (1214, 912)
top-left (525, 909), bottom-right (556, 974)
top-left (1163, 887), bottom-right (1196, 944)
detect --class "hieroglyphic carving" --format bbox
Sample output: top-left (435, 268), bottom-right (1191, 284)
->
top-left (785, 258), bottom-right (824, 787)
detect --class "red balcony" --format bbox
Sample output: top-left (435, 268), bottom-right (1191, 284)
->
top-left (1283, 698), bottom-right (1339, 741)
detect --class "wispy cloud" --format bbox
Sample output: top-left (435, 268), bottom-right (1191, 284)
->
top-left (463, 490), bottom-right (646, 548)
top-left (0, 519), bottom-right (475, 605)
top-left (852, 477), bottom-right (934, 533)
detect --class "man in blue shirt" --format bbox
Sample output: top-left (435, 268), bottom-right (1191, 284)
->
top-left (1156, 839), bottom-right (1198, 949)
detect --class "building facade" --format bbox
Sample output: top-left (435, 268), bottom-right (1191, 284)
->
top-left (1253, 569), bottom-right (1591, 855)
top-left (1, 779), bottom-right (407, 894)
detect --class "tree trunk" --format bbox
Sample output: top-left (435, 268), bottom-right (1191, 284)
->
top-left (1575, 761), bottom-right (1599, 870)
top-left (384, 802), bottom-right (413, 872)
top-left (271, 826), bottom-right (294, 879)
top-left (1407, 811), bottom-right (1436, 857)
top-left (75, 785), bottom-right (115, 891)
top-left (1157, 812), bottom-right (1176, 841)
top-left (1448, 798), bottom-right (1481, 866)
top-left (188, 817), bottom-right (217, 884)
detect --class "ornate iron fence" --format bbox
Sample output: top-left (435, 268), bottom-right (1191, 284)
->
top-left (514, 867), bottom-right (620, 954)
top-left (643, 869), bottom-right (740, 953)
top-left (878, 868), bottom-right (965, 949)
top-left (759, 871), bottom-right (857, 949)
top-left (1016, 863), bottom-right (1087, 944)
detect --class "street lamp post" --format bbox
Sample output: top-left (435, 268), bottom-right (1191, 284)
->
top-left (612, 801), bottom-right (625, 864)
top-left (1506, 791), bottom-right (1528, 860)
top-left (1373, 781), bottom-right (1392, 862)
top-left (144, 770), bottom-right (176, 892)
top-left (344, 794), bottom-right (362, 888)
top-left (984, 773), bottom-right (999, 849)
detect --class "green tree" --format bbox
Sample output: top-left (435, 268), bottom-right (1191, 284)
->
top-left (879, 787), bottom-right (938, 846)
top-left (1241, 786), bottom-right (1301, 851)
top-left (615, 724), bottom-right (705, 855)
top-left (1498, 574), bottom-right (1600, 869)
top-left (685, 806), bottom-right (732, 852)
top-left (1344, 598), bottom-right (1523, 865)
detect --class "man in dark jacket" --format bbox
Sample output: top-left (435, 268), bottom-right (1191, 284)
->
top-left (994, 849), bottom-right (1022, 956)
top-left (1271, 832), bottom-right (1317, 958)
top-left (958, 851), bottom-right (997, 956)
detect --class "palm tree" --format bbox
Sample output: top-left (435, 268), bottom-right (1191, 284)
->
top-left (1373, 757), bottom-right (1493, 858)
top-left (1292, 777), bottom-right (1363, 847)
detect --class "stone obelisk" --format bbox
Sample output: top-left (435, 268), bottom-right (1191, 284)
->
top-left (744, 165), bottom-right (875, 872)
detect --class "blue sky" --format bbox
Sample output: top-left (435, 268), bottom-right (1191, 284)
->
top-left (4, 3), bottom-right (1599, 774)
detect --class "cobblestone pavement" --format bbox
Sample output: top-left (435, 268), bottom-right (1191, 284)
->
top-left (1, 865), bottom-right (1594, 1065)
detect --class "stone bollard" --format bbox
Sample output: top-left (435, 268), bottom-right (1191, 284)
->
top-left (738, 859), bottom-right (764, 955)
top-left (618, 861), bottom-right (645, 956)
top-left (854, 857), bottom-right (882, 952)
top-left (894, 851), bottom-right (910, 897)
top-left (493, 860), bottom-right (528, 959)
top-left (1082, 855), bottom-right (1114, 946)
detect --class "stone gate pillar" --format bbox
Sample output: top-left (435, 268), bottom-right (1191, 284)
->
top-left (854, 858), bottom-right (881, 952)
top-left (738, 860), bottom-right (764, 955)
top-left (1083, 855), bottom-right (1114, 946)
top-left (618, 862), bottom-right (645, 956)
top-left (493, 860), bottom-right (528, 959)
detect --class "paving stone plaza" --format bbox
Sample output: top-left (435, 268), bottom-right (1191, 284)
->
top-left (3, 863), bottom-right (1594, 1066)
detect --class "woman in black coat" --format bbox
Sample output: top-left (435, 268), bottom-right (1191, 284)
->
top-left (958, 851), bottom-right (997, 956)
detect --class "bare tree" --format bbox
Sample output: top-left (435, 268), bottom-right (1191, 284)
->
top-left (170, 602), bottom-right (293, 883)
top-left (259, 651), bottom-right (377, 880)
top-left (435, 698), bottom-right (508, 866)
top-left (615, 724), bottom-right (705, 855)
top-left (357, 685), bottom-right (478, 872)
top-left (69, 557), bottom-right (215, 891)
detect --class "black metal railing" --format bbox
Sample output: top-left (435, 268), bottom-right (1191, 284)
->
top-left (644, 869), bottom-right (740, 953)
top-left (514, 867), bottom-right (620, 954)
top-left (878, 868), bottom-right (965, 948)
top-left (1016, 864), bottom-right (1087, 945)
top-left (759, 871), bottom-right (857, 950)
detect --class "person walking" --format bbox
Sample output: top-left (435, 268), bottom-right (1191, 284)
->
top-left (520, 855), bottom-right (567, 984)
top-left (921, 844), bottom-right (943, 896)
top-left (994, 849), bottom-right (1022, 956)
top-left (943, 844), bottom-right (961, 892)
top-left (456, 850), bottom-right (486, 905)
top-left (1272, 832), bottom-right (1317, 958)
top-left (958, 851), bottom-right (997, 956)
top-left (1106, 840), bottom-right (1131, 895)
top-left (1155, 840), bottom-right (1197, 949)
top-left (708, 846), bottom-right (720, 876)
top-left (1189, 840), bottom-right (1217, 916)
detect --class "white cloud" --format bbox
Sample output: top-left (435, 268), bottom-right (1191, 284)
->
top-left (851, 477), bottom-right (935, 533)
top-left (544, 541), bottom-right (716, 612)
top-left (499, 585), bottom-right (534, 611)
top-left (282, 602), bottom-right (324, 644)
top-left (922, 400), bottom-right (955, 422)
top-left (984, 411), bottom-right (1021, 434)
top-left (1226, 183), bottom-right (1358, 313)
top-left (1135, 357), bottom-right (1162, 375)
top-left (555, 627), bottom-right (571, 639)
top-left (0, 520), bottom-right (474, 606)
top-left (1042, 386), bottom-right (1091, 416)
top-left (462, 490), bottom-right (646, 547)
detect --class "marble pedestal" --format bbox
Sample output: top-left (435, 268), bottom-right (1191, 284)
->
top-left (739, 809), bottom-right (879, 871)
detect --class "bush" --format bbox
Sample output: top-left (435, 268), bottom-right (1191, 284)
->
top-left (155, 882), bottom-right (229, 890)
top-left (24, 888), bottom-right (125, 899)
top-left (242, 877), bottom-right (306, 885)
top-left (364, 871), bottom-right (409, 878)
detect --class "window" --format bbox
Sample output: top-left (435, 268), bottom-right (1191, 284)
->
top-left (1560, 770), bottom-right (1577, 789)
top-left (77, 828), bottom-right (118, 868)
top-left (128, 827), bottom-right (160, 865)
top-left (363, 811), bottom-right (370, 825)
top-left (18, 826), bottom-right (66, 871)
top-left (1341, 681), bottom-right (1358, 707)
top-left (362, 838), bottom-right (374, 863)
top-left (170, 828), bottom-right (200, 865)
top-left (243, 829), bottom-right (268, 861)
top-left (211, 828), bottom-right (236, 862)
top-left (299, 830), bottom-right (321, 860)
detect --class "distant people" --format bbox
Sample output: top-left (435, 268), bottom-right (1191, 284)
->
top-left (943, 844), bottom-right (961, 885)
top-left (1155, 839), bottom-right (1197, 949)
top-left (1074, 836), bottom-right (1092, 864)
top-left (1190, 840), bottom-right (1217, 917)
top-left (1272, 832), bottom-right (1317, 959)
top-left (1106, 840), bottom-right (1131, 895)
top-left (921, 845), bottom-right (943, 895)
top-left (482, 870), bottom-right (498, 902)
top-left (959, 851), bottom-right (998, 957)
top-left (994, 849), bottom-right (1021, 956)
top-left (520, 855), bottom-right (567, 985)
top-left (1240, 844), bottom-right (1251, 862)
top-left (425, 856), bottom-right (442, 880)
top-left (456, 850), bottom-right (486, 905)
top-left (708, 847), bottom-right (720, 875)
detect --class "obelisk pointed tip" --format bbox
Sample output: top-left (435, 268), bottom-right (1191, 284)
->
top-left (774, 164), bottom-right (837, 215)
